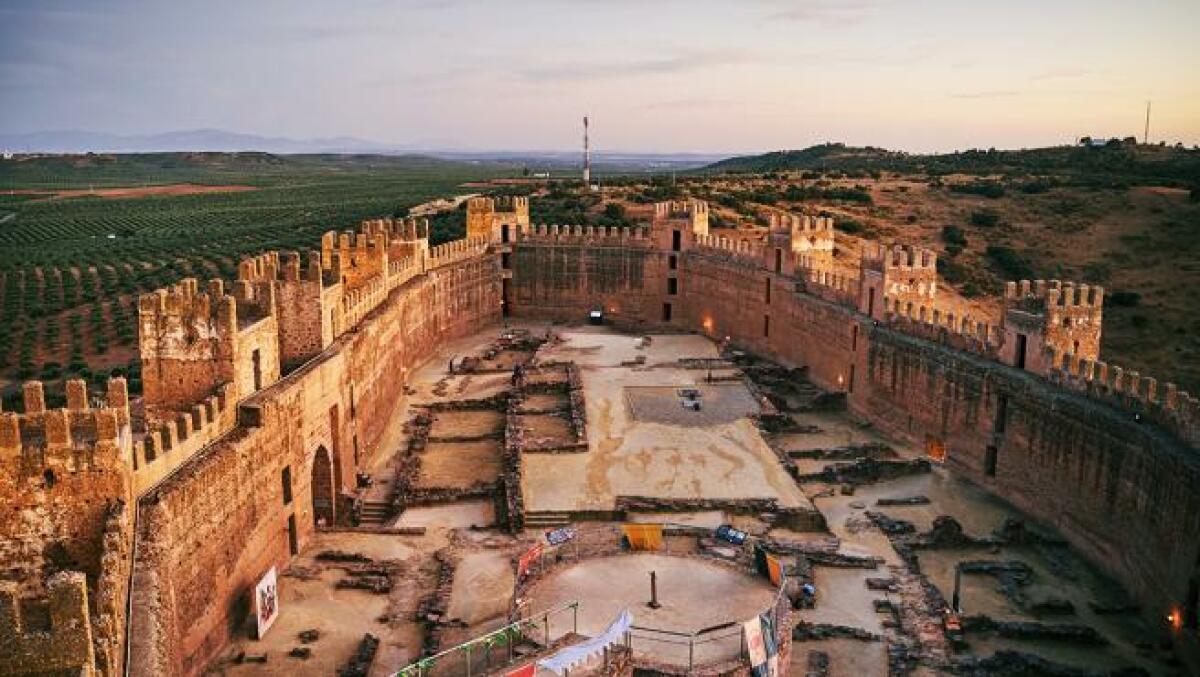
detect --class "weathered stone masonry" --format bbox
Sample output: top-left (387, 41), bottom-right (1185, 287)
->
top-left (3, 196), bottom-right (1198, 676)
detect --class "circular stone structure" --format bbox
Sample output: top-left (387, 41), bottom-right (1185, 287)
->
top-left (525, 553), bottom-right (778, 667)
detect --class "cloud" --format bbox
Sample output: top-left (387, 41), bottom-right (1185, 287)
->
top-left (763, 0), bottom-right (885, 26)
top-left (951, 90), bottom-right (1021, 100)
top-left (520, 50), bottom-right (759, 82)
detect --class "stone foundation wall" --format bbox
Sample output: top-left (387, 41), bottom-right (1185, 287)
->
top-left (128, 253), bottom-right (501, 677)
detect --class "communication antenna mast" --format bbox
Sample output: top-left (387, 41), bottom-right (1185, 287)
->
top-left (583, 115), bottom-right (591, 186)
top-left (1143, 101), bottom-right (1151, 145)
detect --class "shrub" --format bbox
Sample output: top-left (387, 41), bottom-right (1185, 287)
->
top-left (985, 245), bottom-right (1033, 278)
top-left (1107, 291), bottom-right (1141, 307)
top-left (941, 225), bottom-right (968, 246)
top-left (835, 217), bottom-right (863, 234)
top-left (970, 209), bottom-right (1000, 227)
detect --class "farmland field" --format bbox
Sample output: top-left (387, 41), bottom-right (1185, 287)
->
top-left (0, 152), bottom-right (514, 405)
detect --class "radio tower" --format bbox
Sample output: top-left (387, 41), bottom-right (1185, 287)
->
top-left (582, 115), bottom-right (591, 186)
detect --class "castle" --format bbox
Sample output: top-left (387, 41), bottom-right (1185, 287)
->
top-left (2, 196), bottom-right (1198, 675)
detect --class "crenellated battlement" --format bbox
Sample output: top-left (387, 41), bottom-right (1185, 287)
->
top-left (694, 233), bottom-right (765, 266)
top-left (138, 278), bottom-right (237, 334)
top-left (1003, 278), bottom-right (1103, 365)
top-left (653, 199), bottom-right (709, 220)
top-left (0, 378), bottom-right (131, 479)
top-left (466, 196), bottom-right (530, 240)
top-left (1044, 348), bottom-right (1199, 446)
top-left (521, 224), bottom-right (651, 244)
top-left (798, 266), bottom-right (860, 307)
top-left (883, 301), bottom-right (1002, 358)
top-left (1004, 278), bottom-right (1105, 310)
top-left (0, 572), bottom-right (95, 676)
top-left (131, 381), bottom-right (236, 494)
top-left (862, 242), bottom-right (937, 272)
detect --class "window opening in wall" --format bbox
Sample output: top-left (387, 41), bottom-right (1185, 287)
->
top-left (763, 314), bottom-right (770, 337)
top-left (672, 230), bottom-right (681, 251)
top-left (852, 325), bottom-right (858, 352)
top-left (252, 349), bottom-right (262, 391)
top-left (774, 249), bottom-right (783, 274)
top-left (501, 252), bottom-right (511, 269)
top-left (867, 288), bottom-right (876, 317)
top-left (995, 395), bottom-right (1009, 434)
top-left (502, 224), bottom-right (511, 243)
top-left (349, 383), bottom-right (356, 419)
top-left (287, 514), bottom-right (298, 555)
top-left (662, 302), bottom-right (672, 322)
top-left (984, 445), bottom-right (998, 476)
top-left (353, 435), bottom-right (359, 466)
top-left (667, 278), bottom-right (678, 295)
top-left (669, 255), bottom-right (677, 270)
top-left (765, 278), bottom-right (772, 304)
top-left (849, 363), bottom-right (856, 394)
top-left (1015, 334), bottom-right (1028, 369)
top-left (281, 466), bottom-right (292, 504)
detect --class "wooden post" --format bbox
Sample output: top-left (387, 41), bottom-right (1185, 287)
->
top-left (648, 570), bottom-right (661, 609)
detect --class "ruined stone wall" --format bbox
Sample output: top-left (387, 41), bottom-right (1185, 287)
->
top-left (128, 250), bottom-right (502, 677)
top-left (856, 327), bottom-right (1200, 632)
top-left (510, 233), bottom-right (664, 325)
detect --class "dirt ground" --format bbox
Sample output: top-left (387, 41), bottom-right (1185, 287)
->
top-left (428, 409), bottom-right (503, 439)
top-left (524, 553), bottom-right (777, 666)
top-left (521, 328), bottom-right (812, 513)
top-left (10, 183), bottom-right (257, 200)
top-left (416, 440), bottom-right (502, 489)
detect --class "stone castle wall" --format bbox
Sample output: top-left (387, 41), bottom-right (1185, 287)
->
top-left (129, 253), bottom-right (501, 676)
top-left (4, 198), bottom-right (1198, 676)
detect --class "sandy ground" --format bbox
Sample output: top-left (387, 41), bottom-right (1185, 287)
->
top-left (446, 550), bottom-right (515, 626)
top-left (525, 553), bottom-right (777, 666)
top-left (521, 329), bottom-right (811, 512)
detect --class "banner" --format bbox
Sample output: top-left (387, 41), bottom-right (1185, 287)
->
top-left (621, 523), bottom-right (664, 551)
top-left (538, 608), bottom-right (632, 675)
top-left (254, 566), bottom-right (279, 639)
top-left (765, 553), bottom-right (783, 587)
top-left (517, 543), bottom-right (543, 579)
top-left (505, 663), bottom-right (536, 677)
top-left (743, 617), bottom-right (767, 673)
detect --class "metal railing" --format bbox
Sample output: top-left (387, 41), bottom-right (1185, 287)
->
top-left (624, 574), bottom-right (790, 672)
top-left (390, 601), bottom-right (579, 677)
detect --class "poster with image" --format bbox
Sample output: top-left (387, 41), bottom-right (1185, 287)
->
top-left (255, 566), bottom-right (279, 638)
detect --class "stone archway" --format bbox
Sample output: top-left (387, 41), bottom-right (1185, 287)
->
top-left (311, 446), bottom-right (335, 527)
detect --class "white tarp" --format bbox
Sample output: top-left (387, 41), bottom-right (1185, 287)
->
top-left (537, 608), bottom-right (632, 675)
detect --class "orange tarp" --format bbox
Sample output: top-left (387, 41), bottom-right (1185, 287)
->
top-left (622, 523), bottom-right (664, 551)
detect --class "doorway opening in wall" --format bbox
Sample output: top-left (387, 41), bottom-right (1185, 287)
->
top-left (925, 435), bottom-right (947, 463)
top-left (774, 249), bottom-right (782, 274)
top-left (502, 278), bottom-right (512, 316)
top-left (994, 395), bottom-right (1009, 434)
top-left (867, 288), bottom-right (875, 318)
top-left (502, 224), bottom-right (511, 243)
top-left (1016, 334), bottom-right (1028, 369)
top-left (667, 277), bottom-right (678, 295)
top-left (848, 363), bottom-right (855, 394)
top-left (252, 349), bottom-right (262, 391)
top-left (669, 254), bottom-right (677, 270)
top-left (672, 230), bottom-right (681, 251)
top-left (662, 303), bottom-right (673, 322)
top-left (311, 446), bottom-right (335, 527)
top-left (763, 314), bottom-right (770, 338)
top-left (281, 466), bottom-right (293, 505)
top-left (287, 514), bottom-right (298, 556)
top-left (984, 445), bottom-right (998, 476)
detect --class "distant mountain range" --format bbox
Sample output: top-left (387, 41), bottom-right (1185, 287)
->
top-left (0, 129), bottom-right (395, 154)
top-left (0, 129), bottom-right (729, 168)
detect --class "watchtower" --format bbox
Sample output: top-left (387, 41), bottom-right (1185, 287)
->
top-left (858, 243), bottom-right (937, 321)
top-left (651, 200), bottom-right (710, 252)
top-left (466, 196), bottom-right (530, 242)
top-left (0, 572), bottom-right (96, 676)
top-left (1001, 279), bottom-right (1104, 375)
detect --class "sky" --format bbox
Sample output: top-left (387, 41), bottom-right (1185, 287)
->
top-left (1, 0), bottom-right (1198, 154)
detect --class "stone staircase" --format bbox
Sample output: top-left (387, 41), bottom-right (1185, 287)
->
top-left (523, 511), bottom-right (571, 528)
top-left (357, 499), bottom-right (393, 526)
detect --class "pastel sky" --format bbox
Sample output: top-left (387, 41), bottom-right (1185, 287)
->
top-left (1, 0), bottom-right (1197, 153)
